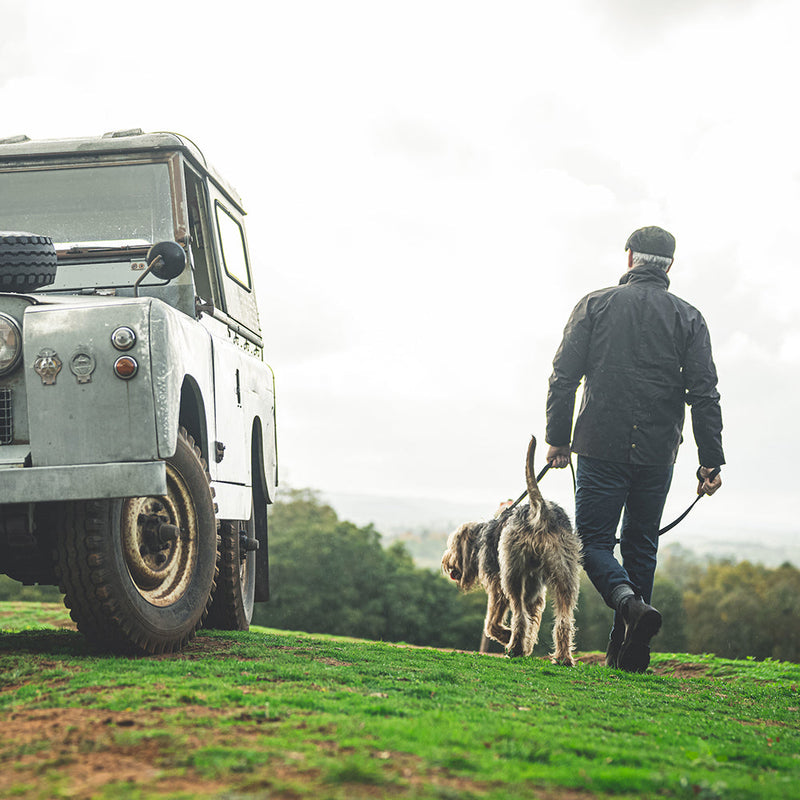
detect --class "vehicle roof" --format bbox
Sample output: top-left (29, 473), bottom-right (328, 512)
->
top-left (0, 129), bottom-right (245, 212)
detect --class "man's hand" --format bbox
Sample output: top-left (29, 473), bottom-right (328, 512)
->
top-left (697, 467), bottom-right (722, 496)
top-left (546, 444), bottom-right (571, 469)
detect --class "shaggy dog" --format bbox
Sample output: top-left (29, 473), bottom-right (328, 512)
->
top-left (441, 437), bottom-right (581, 664)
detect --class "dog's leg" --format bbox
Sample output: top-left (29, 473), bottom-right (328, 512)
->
top-left (505, 570), bottom-right (530, 658)
top-left (550, 582), bottom-right (578, 667)
top-left (484, 582), bottom-right (511, 646)
top-left (523, 588), bottom-right (546, 656)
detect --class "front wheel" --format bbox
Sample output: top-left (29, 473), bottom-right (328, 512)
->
top-left (54, 428), bottom-right (219, 654)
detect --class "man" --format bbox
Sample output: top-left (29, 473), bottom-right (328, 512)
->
top-left (545, 226), bottom-right (724, 672)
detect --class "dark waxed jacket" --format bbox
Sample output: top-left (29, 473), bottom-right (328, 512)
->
top-left (546, 264), bottom-right (725, 467)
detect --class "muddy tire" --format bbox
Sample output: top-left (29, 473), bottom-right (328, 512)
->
top-left (53, 428), bottom-right (219, 654)
top-left (0, 232), bottom-right (58, 292)
top-left (205, 516), bottom-right (256, 630)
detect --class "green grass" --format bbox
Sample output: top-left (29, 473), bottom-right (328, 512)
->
top-left (1, 602), bottom-right (799, 799)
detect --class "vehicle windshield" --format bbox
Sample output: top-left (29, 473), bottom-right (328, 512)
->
top-left (0, 162), bottom-right (175, 249)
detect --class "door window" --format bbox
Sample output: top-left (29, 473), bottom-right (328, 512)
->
top-left (215, 202), bottom-right (251, 291)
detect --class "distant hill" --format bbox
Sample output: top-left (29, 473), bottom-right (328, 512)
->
top-left (320, 491), bottom-right (495, 569)
top-left (321, 491), bottom-right (492, 536)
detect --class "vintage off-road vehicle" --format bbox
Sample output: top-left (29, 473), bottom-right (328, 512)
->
top-left (0, 129), bottom-right (277, 653)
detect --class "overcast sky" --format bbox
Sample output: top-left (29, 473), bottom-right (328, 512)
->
top-left (2, 0), bottom-right (798, 550)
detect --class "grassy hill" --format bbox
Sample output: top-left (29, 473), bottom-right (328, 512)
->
top-left (1, 601), bottom-right (799, 799)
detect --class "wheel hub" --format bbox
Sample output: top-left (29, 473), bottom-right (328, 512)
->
top-left (120, 464), bottom-right (199, 606)
top-left (137, 511), bottom-right (180, 560)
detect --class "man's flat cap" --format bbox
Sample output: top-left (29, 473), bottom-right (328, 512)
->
top-left (624, 226), bottom-right (676, 258)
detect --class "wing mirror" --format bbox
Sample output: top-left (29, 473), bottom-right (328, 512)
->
top-left (134, 241), bottom-right (187, 296)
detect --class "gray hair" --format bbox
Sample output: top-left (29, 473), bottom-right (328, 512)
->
top-left (631, 251), bottom-right (673, 270)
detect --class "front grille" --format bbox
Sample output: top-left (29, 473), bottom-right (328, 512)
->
top-left (0, 387), bottom-right (12, 444)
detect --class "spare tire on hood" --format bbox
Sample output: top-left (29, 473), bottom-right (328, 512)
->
top-left (0, 232), bottom-right (58, 292)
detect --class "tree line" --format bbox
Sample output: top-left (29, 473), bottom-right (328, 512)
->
top-left (2, 488), bottom-right (797, 662)
top-left (253, 489), bottom-right (800, 662)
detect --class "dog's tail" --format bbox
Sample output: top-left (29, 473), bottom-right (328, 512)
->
top-left (525, 435), bottom-right (545, 510)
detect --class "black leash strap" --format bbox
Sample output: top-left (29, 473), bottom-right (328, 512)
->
top-left (505, 460), bottom-right (576, 512)
top-left (657, 467), bottom-right (720, 536)
top-left (508, 460), bottom-right (718, 538)
top-left (537, 463), bottom-right (551, 484)
top-left (656, 497), bottom-right (703, 536)
top-left (613, 466), bottom-right (720, 543)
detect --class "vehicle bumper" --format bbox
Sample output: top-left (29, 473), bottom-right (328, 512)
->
top-left (0, 461), bottom-right (167, 503)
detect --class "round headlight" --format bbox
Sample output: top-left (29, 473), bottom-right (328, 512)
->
top-left (0, 313), bottom-right (23, 375)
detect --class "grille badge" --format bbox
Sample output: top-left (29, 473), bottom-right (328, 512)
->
top-left (69, 348), bottom-right (96, 384)
top-left (33, 348), bottom-right (62, 386)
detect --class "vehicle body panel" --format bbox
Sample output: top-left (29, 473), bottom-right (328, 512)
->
top-left (24, 298), bottom-right (160, 466)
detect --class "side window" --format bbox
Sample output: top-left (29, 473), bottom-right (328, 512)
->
top-left (215, 202), bottom-right (251, 291)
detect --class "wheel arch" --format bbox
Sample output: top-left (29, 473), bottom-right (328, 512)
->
top-left (178, 376), bottom-right (210, 465)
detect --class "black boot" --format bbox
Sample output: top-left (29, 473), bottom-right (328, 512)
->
top-left (618, 596), bottom-right (661, 673)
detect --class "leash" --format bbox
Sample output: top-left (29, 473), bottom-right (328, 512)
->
top-left (656, 466), bottom-right (721, 536)
top-left (612, 465), bottom-right (720, 543)
top-left (507, 461), bottom-right (718, 537)
top-left (505, 460), bottom-right (576, 512)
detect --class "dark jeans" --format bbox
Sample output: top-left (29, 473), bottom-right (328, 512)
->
top-left (575, 456), bottom-right (673, 627)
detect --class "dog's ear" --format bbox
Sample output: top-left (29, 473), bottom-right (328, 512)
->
top-left (457, 523), bottom-right (479, 590)
top-left (441, 528), bottom-right (460, 576)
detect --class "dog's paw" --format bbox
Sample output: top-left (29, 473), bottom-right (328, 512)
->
top-left (551, 654), bottom-right (576, 667)
top-left (487, 627), bottom-right (511, 646)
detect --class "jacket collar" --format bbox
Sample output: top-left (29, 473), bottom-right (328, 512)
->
top-left (619, 264), bottom-right (670, 289)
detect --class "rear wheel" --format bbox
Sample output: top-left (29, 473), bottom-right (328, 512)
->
top-left (54, 428), bottom-right (219, 654)
top-left (205, 515), bottom-right (257, 630)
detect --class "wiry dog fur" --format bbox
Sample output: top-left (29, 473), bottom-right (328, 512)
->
top-left (441, 437), bottom-right (582, 665)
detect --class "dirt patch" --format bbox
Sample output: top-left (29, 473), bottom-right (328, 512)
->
top-left (148, 635), bottom-right (236, 660)
top-left (361, 750), bottom-right (598, 799)
top-left (315, 657), bottom-right (354, 667)
top-left (575, 653), bottom-right (716, 678)
top-left (0, 676), bottom-right (71, 696)
top-left (0, 705), bottom-right (268, 799)
top-left (3, 708), bottom-right (157, 798)
top-left (575, 653), bottom-right (605, 667)
top-left (0, 705), bottom-right (598, 800)
top-left (652, 659), bottom-right (713, 678)
top-left (733, 717), bottom-right (796, 729)
top-left (0, 659), bottom-right (81, 696)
